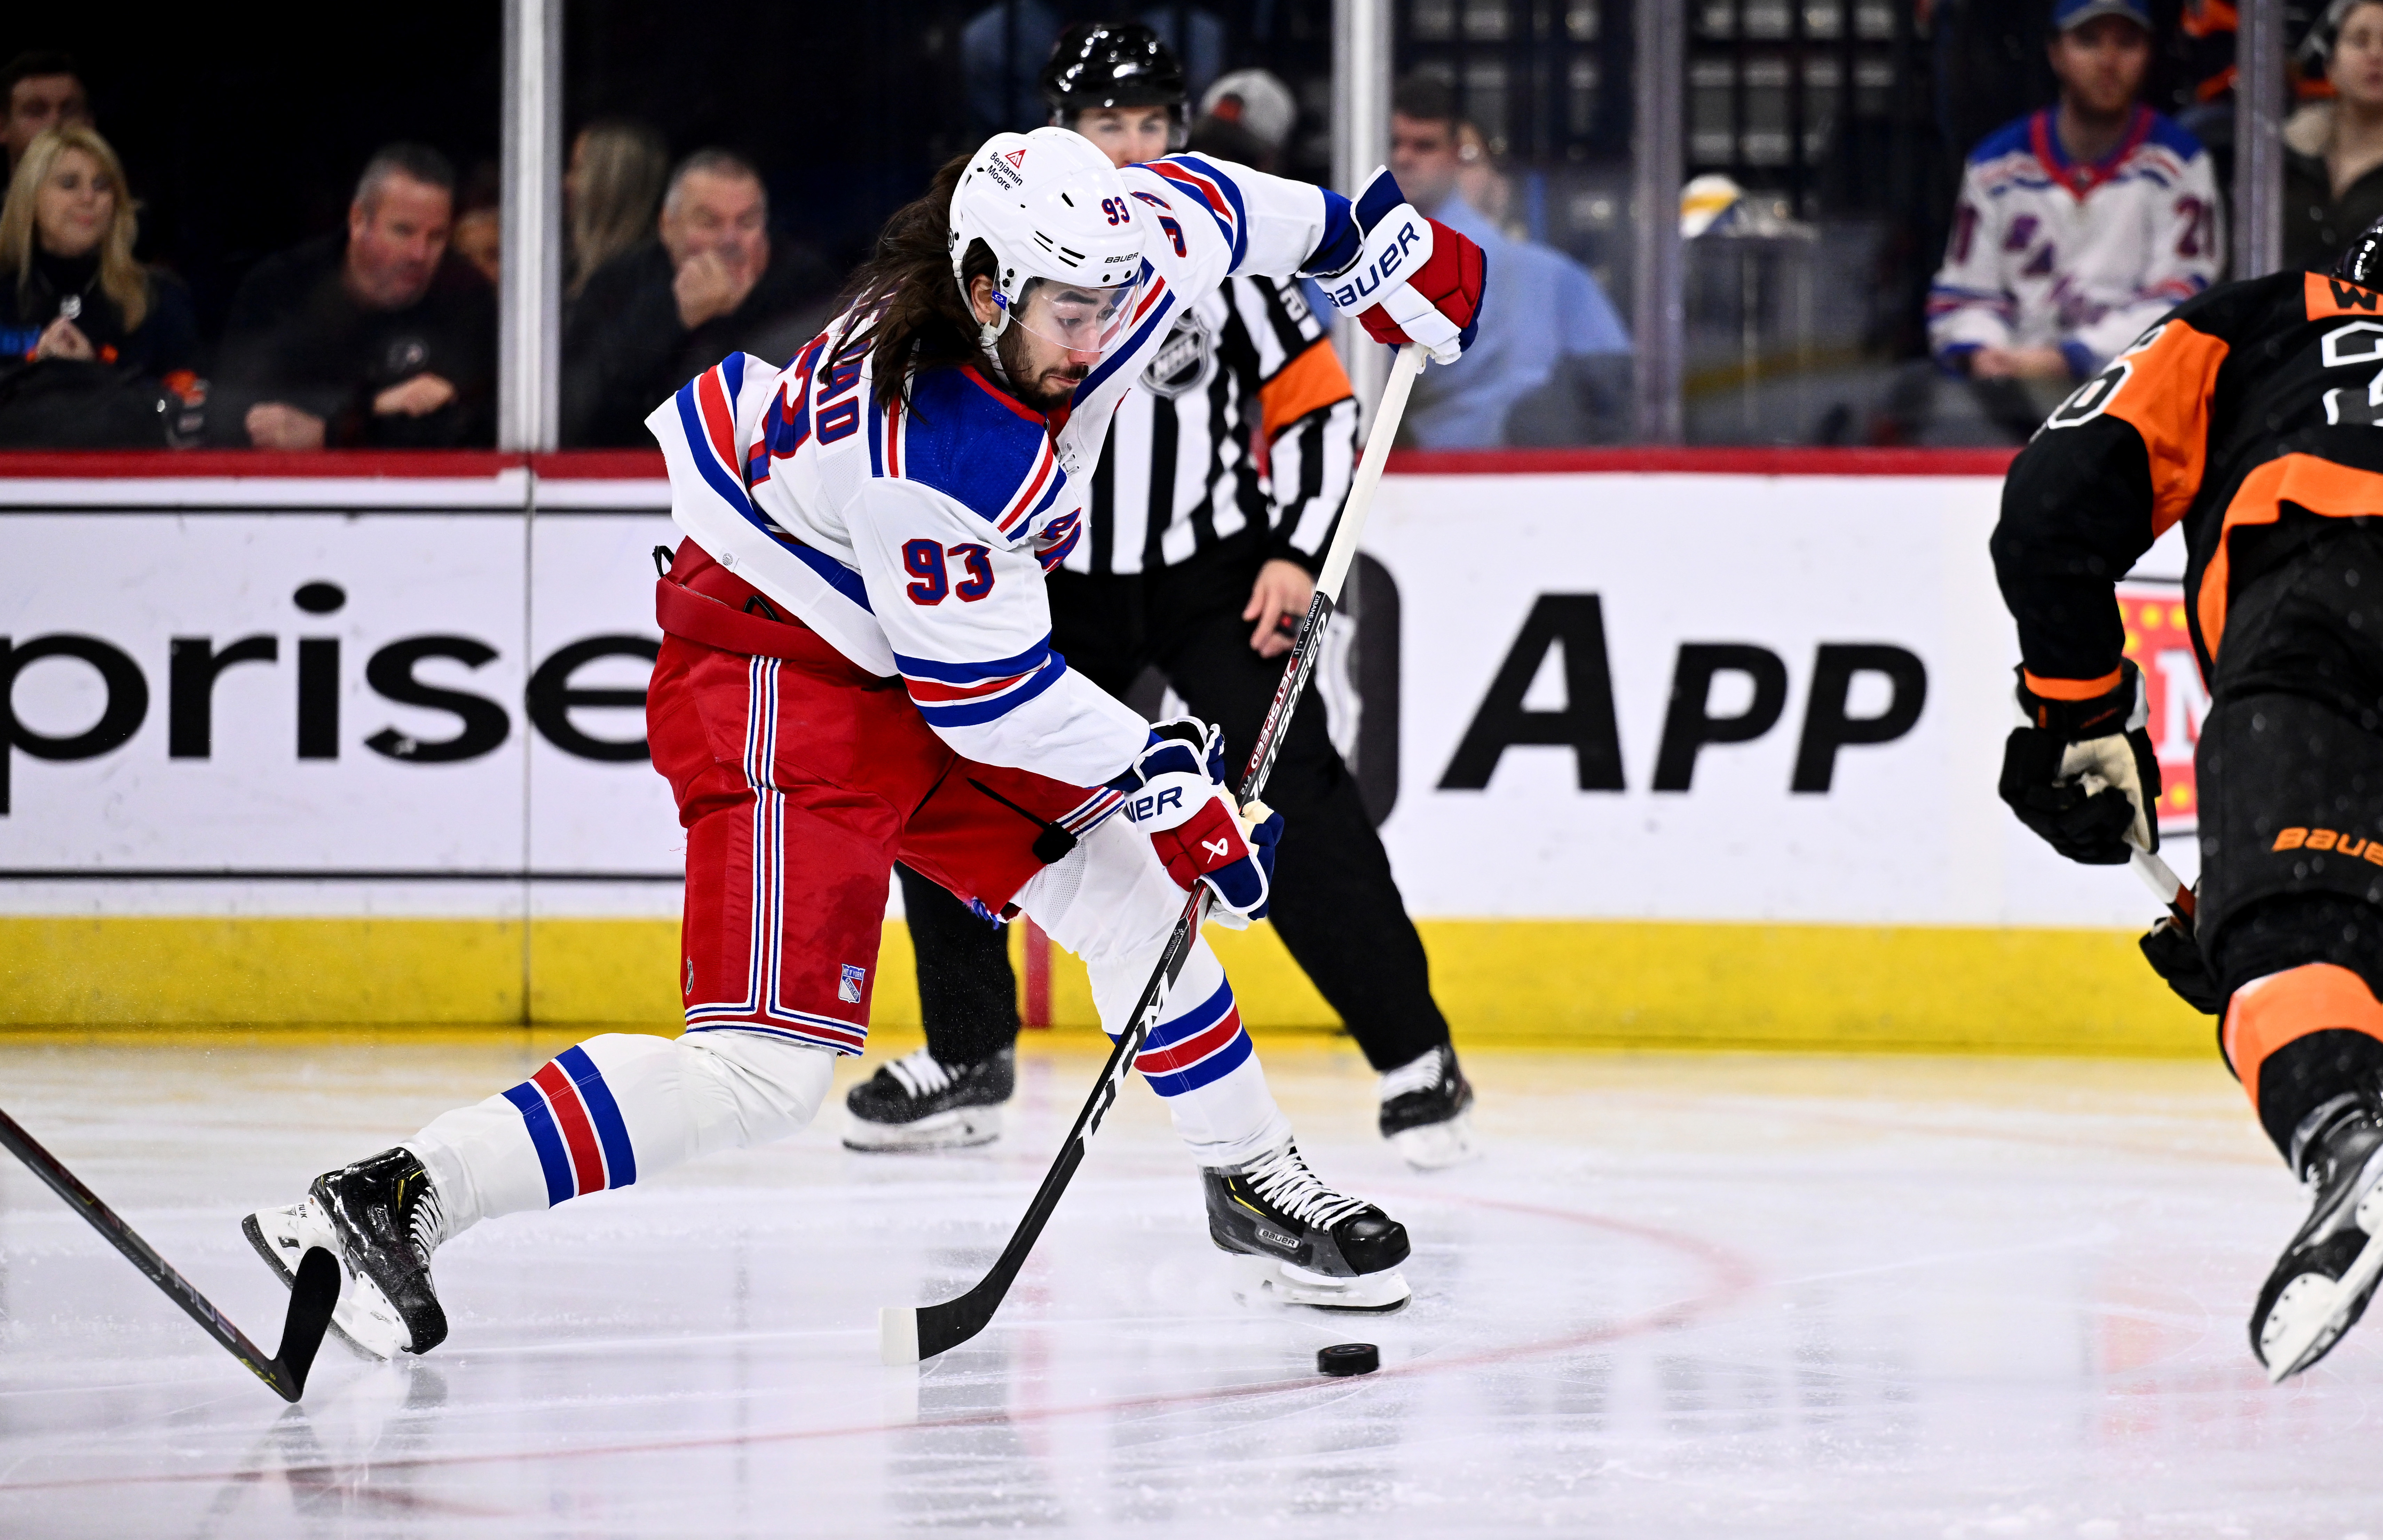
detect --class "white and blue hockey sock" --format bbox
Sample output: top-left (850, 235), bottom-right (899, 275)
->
top-left (1019, 816), bottom-right (1291, 1168)
top-left (402, 1029), bottom-right (836, 1235)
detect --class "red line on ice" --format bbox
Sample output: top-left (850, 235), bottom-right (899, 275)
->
top-left (0, 1191), bottom-right (1760, 1494)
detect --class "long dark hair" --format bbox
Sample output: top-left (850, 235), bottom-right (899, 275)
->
top-left (837, 152), bottom-right (999, 406)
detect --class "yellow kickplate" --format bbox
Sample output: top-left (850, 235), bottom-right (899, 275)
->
top-left (0, 914), bottom-right (2208, 1056)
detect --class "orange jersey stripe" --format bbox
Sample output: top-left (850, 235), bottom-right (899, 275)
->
top-left (1257, 339), bottom-right (1355, 443)
top-left (2200, 453), bottom-right (2383, 657)
top-left (2021, 668), bottom-right (2123, 700)
top-left (2103, 319), bottom-right (2229, 540)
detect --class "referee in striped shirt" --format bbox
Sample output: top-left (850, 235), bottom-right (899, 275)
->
top-left (844, 22), bottom-right (1477, 1169)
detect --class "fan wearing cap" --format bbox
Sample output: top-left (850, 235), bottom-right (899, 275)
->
top-left (1926, 0), bottom-right (2222, 433)
top-left (851, 22), bottom-right (1484, 1175)
top-left (235, 116), bottom-right (1486, 1353)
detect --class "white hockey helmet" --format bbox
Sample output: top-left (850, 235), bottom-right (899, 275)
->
top-left (948, 127), bottom-right (1149, 356)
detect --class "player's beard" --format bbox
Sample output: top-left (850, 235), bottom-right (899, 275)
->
top-left (996, 328), bottom-right (1091, 414)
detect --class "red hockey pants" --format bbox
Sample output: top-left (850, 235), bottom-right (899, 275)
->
top-left (645, 621), bottom-right (1107, 1057)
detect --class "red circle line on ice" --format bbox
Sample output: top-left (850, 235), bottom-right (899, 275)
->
top-left (0, 1189), bottom-right (1762, 1496)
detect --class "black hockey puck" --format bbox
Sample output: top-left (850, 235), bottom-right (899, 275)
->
top-left (1317, 1342), bottom-right (1379, 1377)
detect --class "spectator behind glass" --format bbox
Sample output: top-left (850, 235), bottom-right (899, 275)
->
top-left (1388, 76), bottom-right (1632, 448)
top-left (0, 124), bottom-right (202, 446)
top-left (214, 143), bottom-right (496, 450)
top-left (1198, 68), bottom-right (1297, 166)
top-left (1927, 0), bottom-right (2220, 404)
top-left (1, 51), bottom-right (90, 175)
top-left (451, 160), bottom-right (501, 287)
top-left (566, 118), bottom-right (669, 299)
top-left (2286, 1), bottom-right (2383, 271)
top-left (559, 148), bottom-right (835, 447)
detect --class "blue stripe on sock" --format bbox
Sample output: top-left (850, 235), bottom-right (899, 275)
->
top-left (1142, 1029), bottom-right (1254, 1098)
top-left (502, 1081), bottom-right (574, 1206)
top-left (559, 1045), bottom-right (637, 1189)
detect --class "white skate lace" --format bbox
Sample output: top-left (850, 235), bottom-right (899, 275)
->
top-left (1240, 1144), bottom-right (1371, 1231)
top-left (404, 1173), bottom-right (448, 1266)
top-left (885, 1048), bottom-right (955, 1100)
top-left (1377, 1046), bottom-right (1446, 1104)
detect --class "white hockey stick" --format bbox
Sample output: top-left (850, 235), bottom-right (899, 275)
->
top-left (2130, 844), bottom-right (2194, 928)
top-left (879, 344), bottom-right (1428, 1366)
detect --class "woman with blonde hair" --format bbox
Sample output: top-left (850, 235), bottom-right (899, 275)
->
top-left (0, 123), bottom-right (200, 444)
top-left (565, 118), bottom-right (668, 296)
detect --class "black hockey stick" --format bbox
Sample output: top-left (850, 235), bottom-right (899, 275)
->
top-left (880, 344), bottom-right (1429, 1365)
top-left (0, 1105), bottom-right (339, 1402)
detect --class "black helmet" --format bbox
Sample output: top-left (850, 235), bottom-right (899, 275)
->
top-left (2339, 215), bottom-right (2383, 289)
top-left (1040, 21), bottom-right (1186, 119)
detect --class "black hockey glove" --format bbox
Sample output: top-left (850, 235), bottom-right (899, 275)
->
top-left (1998, 660), bottom-right (2161, 865)
top-left (2140, 914), bottom-right (2223, 1014)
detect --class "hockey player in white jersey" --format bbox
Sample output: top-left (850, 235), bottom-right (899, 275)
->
top-left (851, 21), bottom-right (1481, 1171)
top-left (241, 125), bottom-right (1486, 1356)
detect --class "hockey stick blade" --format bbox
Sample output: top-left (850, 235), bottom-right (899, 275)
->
top-left (881, 347), bottom-right (1429, 1365)
top-left (0, 1104), bottom-right (341, 1402)
top-left (892, 906), bottom-right (1190, 1364)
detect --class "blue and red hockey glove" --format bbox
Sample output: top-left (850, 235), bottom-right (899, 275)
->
top-left (1309, 167), bottom-right (1487, 366)
top-left (1111, 717), bottom-right (1284, 927)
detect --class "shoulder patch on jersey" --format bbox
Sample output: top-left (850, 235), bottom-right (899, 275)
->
top-left (1148, 154), bottom-right (1248, 269)
top-left (890, 366), bottom-right (1066, 538)
top-left (2307, 271), bottom-right (2383, 320)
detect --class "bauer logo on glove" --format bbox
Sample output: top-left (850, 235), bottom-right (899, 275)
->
top-left (1110, 717), bottom-right (1284, 926)
top-left (1312, 167), bottom-right (1486, 366)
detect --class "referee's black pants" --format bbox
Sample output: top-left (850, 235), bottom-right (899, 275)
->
top-left (895, 531), bottom-right (1453, 1073)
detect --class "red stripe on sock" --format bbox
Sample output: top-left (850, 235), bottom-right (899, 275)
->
top-left (1137, 1009), bottom-right (1243, 1075)
top-left (532, 1061), bottom-right (607, 1196)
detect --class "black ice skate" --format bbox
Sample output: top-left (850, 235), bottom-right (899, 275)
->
top-left (1205, 1141), bottom-right (1412, 1311)
top-left (843, 1046), bottom-right (1013, 1151)
top-left (1378, 1044), bottom-right (1481, 1170)
top-left (2252, 1094), bottom-right (2383, 1382)
top-left (244, 1146), bottom-right (450, 1358)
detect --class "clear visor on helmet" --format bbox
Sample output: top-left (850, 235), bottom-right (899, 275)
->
top-left (999, 270), bottom-right (1147, 357)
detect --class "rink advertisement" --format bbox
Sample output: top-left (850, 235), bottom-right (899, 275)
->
top-left (1359, 469), bottom-right (2192, 931)
top-left (0, 459), bottom-right (2199, 1047)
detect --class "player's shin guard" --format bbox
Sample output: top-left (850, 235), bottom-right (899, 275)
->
top-left (404, 1030), bottom-right (838, 1233)
top-left (1019, 817), bottom-right (1288, 1167)
top-left (2222, 965), bottom-right (2383, 1378)
top-left (251, 1031), bottom-right (835, 1357)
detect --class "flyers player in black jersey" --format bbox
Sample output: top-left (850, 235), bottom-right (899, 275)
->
top-left (1993, 222), bottom-right (2383, 1381)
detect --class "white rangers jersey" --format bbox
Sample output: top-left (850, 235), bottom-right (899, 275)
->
top-left (646, 153), bottom-right (1355, 790)
top-left (1928, 106), bottom-right (2222, 377)
top-left (1071, 274), bottom-right (1357, 576)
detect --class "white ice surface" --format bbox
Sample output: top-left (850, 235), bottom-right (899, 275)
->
top-left (0, 1037), bottom-right (2374, 1538)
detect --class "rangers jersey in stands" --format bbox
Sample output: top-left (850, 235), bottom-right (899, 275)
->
top-left (1070, 273), bottom-right (1357, 576)
top-left (647, 153), bottom-right (1356, 790)
top-left (1929, 105), bottom-right (2222, 378)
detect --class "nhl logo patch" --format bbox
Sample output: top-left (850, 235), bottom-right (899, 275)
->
top-left (1141, 308), bottom-right (1218, 399)
top-left (838, 963), bottom-right (867, 1004)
